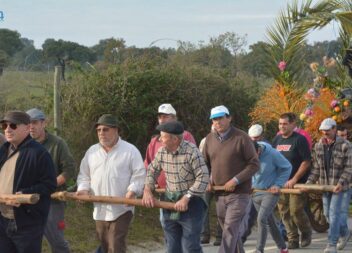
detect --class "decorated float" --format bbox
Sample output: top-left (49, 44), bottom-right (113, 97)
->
top-left (250, 0), bottom-right (352, 232)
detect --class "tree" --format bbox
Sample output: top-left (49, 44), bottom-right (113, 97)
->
top-left (42, 39), bottom-right (96, 79)
top-left (240, 42), bottom-right (271, 78)
top-left (0, 29), bottom-right (24, 75)
top-left (10, 38), bottom-right (44, 71)
top-left (0, 50), bottom-right (8, 76)
top-left (91, 37), bottom-right (126, 63)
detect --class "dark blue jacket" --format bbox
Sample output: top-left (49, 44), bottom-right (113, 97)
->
top-left (0, 135), bottom-right (57, 228)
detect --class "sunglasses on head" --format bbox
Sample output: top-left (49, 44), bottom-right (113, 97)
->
top-left (1, 123), bottom-right (17, 130)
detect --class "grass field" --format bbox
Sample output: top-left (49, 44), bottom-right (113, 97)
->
top-left (0, 70), bottom-right (52, 111)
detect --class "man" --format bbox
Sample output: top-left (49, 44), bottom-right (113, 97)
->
top-left (143, 121), bottom-right (209, 253)
top-left (76, 114), bottom-right (146, 253)
top-left (26, 108), bottom-right (75, 253)
top-left (144, 103), bottom-right (196, 189)
top-left (337, 125), bottom-right (348, 140)
top-left (144, 104), bottom-right (197, 244)
top-left (248, 124), bottom-right (264, 141)
top-left (0, 111), bottom-right (56, 253)
top-left (252, 141), bottom-right (291, 253)
top-left (202, 105), bottom-right (260, 253)
top-left (336, 125), bottom-right (352, 250)
top-left (272, 112), bottom-right (312, 249)
top-left (307, 118), bottom-right (352, 253)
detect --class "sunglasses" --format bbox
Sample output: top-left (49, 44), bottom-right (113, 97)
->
top-left (96, 127), bottom-right (111, 133)
top-left (1, 123), bottom-right (17, 130)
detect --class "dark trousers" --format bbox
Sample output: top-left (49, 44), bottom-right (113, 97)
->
top-left (0, 216), bottom-right (45, 253)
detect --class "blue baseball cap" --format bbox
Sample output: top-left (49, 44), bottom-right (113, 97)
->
top-left (209, 105), bottom-right (230, 119)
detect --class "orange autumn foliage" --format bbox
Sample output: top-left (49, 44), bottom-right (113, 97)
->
top-left (304, 88), bottom-right (335, 141)
top-left (250, 82), bottom-right (307, 124)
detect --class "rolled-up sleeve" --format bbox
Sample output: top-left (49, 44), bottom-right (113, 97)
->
top-left (127, 148), bottom-right (146, 196)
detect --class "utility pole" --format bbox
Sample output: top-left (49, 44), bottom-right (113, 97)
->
top-left (54, 66), bottom-right (62, 135)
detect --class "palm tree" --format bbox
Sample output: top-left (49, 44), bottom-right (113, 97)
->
top-left (264, 0), bottom-right (352, 86)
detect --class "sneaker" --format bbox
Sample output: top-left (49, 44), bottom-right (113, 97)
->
top-left (337, 230), bottom-right (351, 250)
top-left (324, 245), bottom-right (337, 253)
top-left (287, 241), bottom-right (299, 249)
top-left (213, 238), bottom-right (221, 246)
top-left (280, 248), bottom-right (289, 253)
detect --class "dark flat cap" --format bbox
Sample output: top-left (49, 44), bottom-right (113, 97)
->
top-left (95, 114), bottom-right (118, 127)
top-left (156, 121), bottom-right (184, 135)
top-left (0, 111), bottom-right (30, 125)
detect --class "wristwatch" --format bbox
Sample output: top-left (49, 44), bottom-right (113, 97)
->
top-left (185, 193), bottom-right (192, 199)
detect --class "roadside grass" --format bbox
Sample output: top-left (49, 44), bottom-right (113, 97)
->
top-left (42, 201), bottom-right (164, 253)
top-left (0, 70), bottom-right (52, 110)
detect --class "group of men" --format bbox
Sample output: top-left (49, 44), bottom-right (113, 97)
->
top-left (247, 113), bottom-right (352, 253)
top-left (0, 104), bottom-right (351, 253)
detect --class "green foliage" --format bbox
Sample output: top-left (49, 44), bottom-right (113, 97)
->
top-left (0, 50), bottom-right (9, 68)
top-left (61, 59), bottom-right (256, 160)
top-left (42, 38), bottom-right (97, 65)
top-left (0, 29), bottom-right (24, 57)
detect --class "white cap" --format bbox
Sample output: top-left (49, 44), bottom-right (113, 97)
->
top-left (158, 104), bottom-right (176, 115)
top-left (319, 118), bottom-right (337, 131)
top-left (209, 105), bottom-right (230, 119)
top-left (248, 124), bottom-right (263, 138)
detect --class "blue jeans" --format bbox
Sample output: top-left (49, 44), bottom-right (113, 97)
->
top-left (339, 189), bottom-right (352, 238)
top-left (323, 190), bottom-right (351, 246)
top-left (163, 196), bottom-right (205, 253)
top-left (252, 192), bottom-right (286, 252)
top-left (0, 216), bottom-right (45, 253)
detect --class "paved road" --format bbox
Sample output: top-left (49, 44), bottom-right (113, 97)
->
top-left (149, 218), bottom-right (352, 253)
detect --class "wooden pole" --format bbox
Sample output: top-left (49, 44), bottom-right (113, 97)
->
top-left (294, 184), bottom-right (336, 192)
top-left (53, 66), bottom-right (61, 136)
top-left (155, 187), bottom-right (301, 194)
top-left (253, 189), bottom-right (302, 194)
top-left (0, 194), bottom-right (40, 204)
top-left (51, 192), bottom-right (177, 211)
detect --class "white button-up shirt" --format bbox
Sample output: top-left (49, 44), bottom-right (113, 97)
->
top-left (77, 138), bottom-right (146, 221)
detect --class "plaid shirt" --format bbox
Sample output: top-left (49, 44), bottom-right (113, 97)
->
top-left (146, 140), bottom-right (209, 197)
top-left (308, 137), bottom-right (352, 191)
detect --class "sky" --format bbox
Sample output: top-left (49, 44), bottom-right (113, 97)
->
top-left (0, 0), bottom-right (339, 50)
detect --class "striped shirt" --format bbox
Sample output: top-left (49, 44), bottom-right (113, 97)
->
top-left (146, 140), bottom-right (209, 197)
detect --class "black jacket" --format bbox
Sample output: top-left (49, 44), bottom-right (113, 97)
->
top-left (0, 135), bottom-right (57, 228)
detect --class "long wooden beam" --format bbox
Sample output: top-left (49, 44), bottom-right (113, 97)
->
top-left (294, 184), bottom-right (352, 192)
top-left (294, 184), bottom-right (336, 192)
top-left (0, 193), bottom-right (40, 205)
top-left (155, 187), bottom-right (301, 194)
top-left (253, 188), bottom-right (302, 194)
top-left (51, 191), bottom-right (177, 211)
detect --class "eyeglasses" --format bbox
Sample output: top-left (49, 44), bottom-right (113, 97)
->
top-left (1, 123), bottom-right (17, 130)
top-left (96, 127), bottom-right (110, 133)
